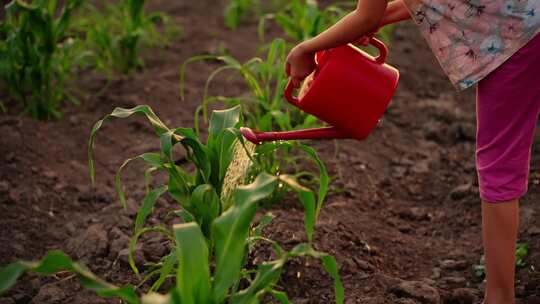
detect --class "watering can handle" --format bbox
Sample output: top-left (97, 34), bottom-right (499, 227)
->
top-left (284, 79), bottom-right (301, 106)
top-left (285, 37), bottom-right (389, 105)
top-left (369, 37), bottom-right (388, 65)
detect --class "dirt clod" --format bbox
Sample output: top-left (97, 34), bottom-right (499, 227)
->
top-left (390, 280), bottom-right (440, 304)
top-left (449, 184), bottom-right (472, 201)
top-left (31, 284), bottom-right (66, 304)
top-left (450, 288), bottom-right (477, 304)
top-left (65, 224), bottom-right (108, 259)
top-left (439, 259), bottom-right (468, 271)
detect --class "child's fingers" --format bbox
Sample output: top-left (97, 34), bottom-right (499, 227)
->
top-left (357, 36), bottom-right (370, 46)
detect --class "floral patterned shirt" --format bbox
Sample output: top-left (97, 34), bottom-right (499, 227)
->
top-left (403, 0), bottom-right (540, 90)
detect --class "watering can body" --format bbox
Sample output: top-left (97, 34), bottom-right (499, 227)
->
top-left (241, 38), bottom-right (400, 144)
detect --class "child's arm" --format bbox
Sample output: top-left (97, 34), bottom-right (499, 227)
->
top-left (380, 0), bottom-right (411, 27)
top-left (286, 0), bottom-right (411, 86)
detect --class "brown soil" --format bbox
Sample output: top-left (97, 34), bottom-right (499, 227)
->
top-left (1, 1), bottom-right (539, 304)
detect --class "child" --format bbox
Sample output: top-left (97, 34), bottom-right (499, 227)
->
top-left (285, 1), bottom-right (540, 303)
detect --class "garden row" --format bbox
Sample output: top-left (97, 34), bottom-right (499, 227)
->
top-left (0, 1), bottom-right (393, 303)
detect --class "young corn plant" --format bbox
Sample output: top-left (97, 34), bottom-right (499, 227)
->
top-left (75, 0), bottom-right (180, 74)
top-left (224, 0), bottom-right (261, 29)
top-left (224, 0), bottom-right (287, 29)
top-left (258, 0), bottom-right (346, 43)
top-left (0, 105), bottom-right (344, 304)
top-left (0, 0), bottom-right (88, 119)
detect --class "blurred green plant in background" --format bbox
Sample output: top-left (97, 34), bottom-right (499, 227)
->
top-left (0, 0), bottom-right (88, 119)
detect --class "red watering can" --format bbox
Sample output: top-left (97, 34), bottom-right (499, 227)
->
top-left (240, 37), bottom-right (399, 144)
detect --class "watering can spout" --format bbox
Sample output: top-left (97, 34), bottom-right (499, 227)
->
top-left (240, 126), bottom-right (350, 145)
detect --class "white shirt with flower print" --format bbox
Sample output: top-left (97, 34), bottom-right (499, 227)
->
top-left (403, 0), bottom-right (540, 90)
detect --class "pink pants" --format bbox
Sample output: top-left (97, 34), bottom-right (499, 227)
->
top-left (476, 33), bottom-right (540, 203)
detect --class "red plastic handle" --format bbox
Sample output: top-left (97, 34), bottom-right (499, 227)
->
top-left (369, 37), bottom-right (388, 64)
top-left (284, 79), bottom-right (300, 107)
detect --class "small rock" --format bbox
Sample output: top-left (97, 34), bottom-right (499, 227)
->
top-left (390, 280), bottom-right (440, 304)
top-left (119, 246), bottom-right (145, 267)
top-left (431, 267), bottom-right (441, 279)
top-left (411, 161), bottom-right (430, 174)
top-left (374, 273), bottom-right (402, 288)
top-left (393, 166), bottom-right (407, 179)
top-left (342, 258), bottom-right (358, 274)
top-left (109, 228), bottom-right (130, 258)
top-left (353, 257), bottom-right (375, 272)
top-left (65, 224), bottom-right (108, 259)
top-left (440, 259), bottom-right (468, 271)
top-left (449, 184), bottom-right (472, 201)
top-left (443, 276), bottom-right (466, 285)
top-left (396, 299), bottom-right (417, 304)
top-left (31, 284), bottom-right (66, 303)
top-left (399, 207), bottom-right (432, 221)
top-left (68, 115), bottom-right (80, 126)
top-left (450, 288), bottom-right (477, 304)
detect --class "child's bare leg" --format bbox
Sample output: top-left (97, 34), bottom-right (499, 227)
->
top-left (482, 199), bottom-right (519, 304)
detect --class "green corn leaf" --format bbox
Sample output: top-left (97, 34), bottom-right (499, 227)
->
top-left (88, 105), bottom-right (170, 184)
top-left (295, 144), bottom-right (328, 218)
top-left (208, 105), bottom-right (241, 139)
top-left (174, 223), bottom-right (212, 304)
top-left (212, 173), bottom-right (278, 302)
top-left (232, 259), bottom-right (286, 304)
top-left (150, 248), bottom-right (177, 292)
top-left (256, 142), bottom-right (328, 218)
top-left (116, 153), bottom-right (162, 208)
top-left (179, 55), bottom-right (218, 101)
top-left (190, 184), bottom-right (220, 238)
top-left (134, 185), bottom-right (168, 232)
top-left (270, 289), bottom-right (291, 304)
top-left (278, 174), bottom-right (316, 242)
top-left (174, 128), bottom-right (212, 183)
top-left (0, 251), bottom-right (140, 304)
top-left (289, 244), bottom-right (344, 304)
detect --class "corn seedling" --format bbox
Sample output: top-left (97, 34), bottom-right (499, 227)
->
top-left (224, 0), bottom-right (287, 29)
top-left (258, 0), bottom-right (344, 42)
top-left (74, 0), bottom-right (180, 74)
top-left (224, 0), bottom-right (261, 29)
top-left (0, 0), bottom-right (88, 119)
top-left (0, 105), bottom-right (344, 303)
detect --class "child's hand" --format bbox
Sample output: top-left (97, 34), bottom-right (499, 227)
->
top-left (286, 43), bottom-right (316, 88)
